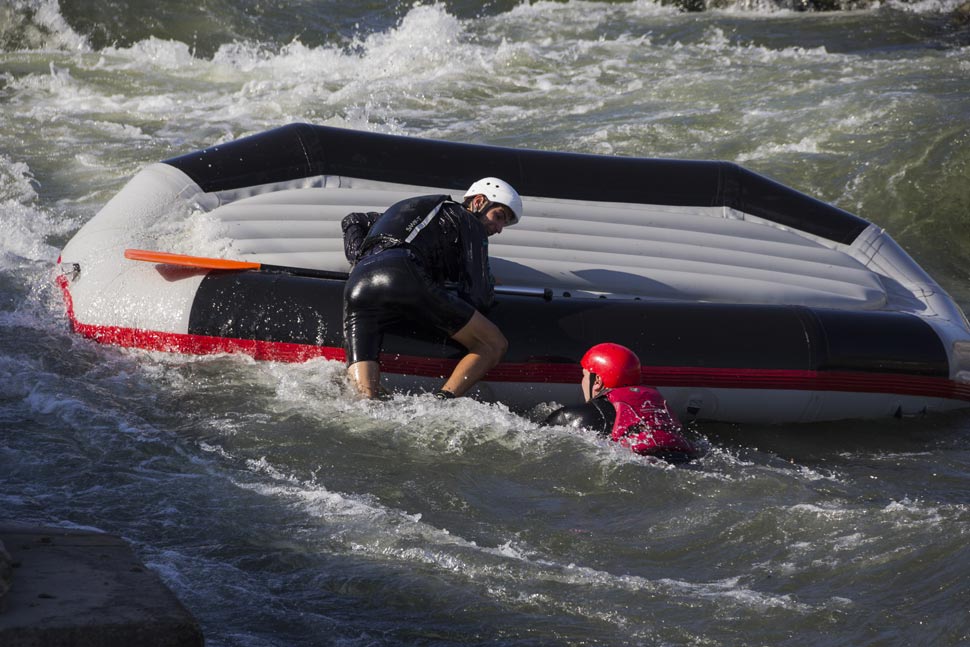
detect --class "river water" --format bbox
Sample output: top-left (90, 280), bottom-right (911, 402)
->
top-left (2, 1), bottom-right (970, 645)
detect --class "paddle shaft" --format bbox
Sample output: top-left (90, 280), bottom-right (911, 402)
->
top-left (221, 262), bottom-right (553, 299)
top-left (125, 249), bottom-right (553, 300)
top-left (258, 263), bottom-right (350, 281)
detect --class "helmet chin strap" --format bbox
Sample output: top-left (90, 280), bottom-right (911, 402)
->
top-left (588, 372), bottom-right (598, 401)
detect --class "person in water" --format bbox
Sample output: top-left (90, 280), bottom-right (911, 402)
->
top-left (545, 343), bottom-right (698, 463)
top-left (341, 177), bottom-right (522, 399)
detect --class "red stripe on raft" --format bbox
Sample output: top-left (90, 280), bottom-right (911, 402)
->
top-left (57, 276), bottom-right (344, 363)
top-left (56, 275), bottom-right (970, 402)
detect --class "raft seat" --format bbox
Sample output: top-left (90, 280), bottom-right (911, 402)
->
top-left (201, 186), bottom-right (887, 310)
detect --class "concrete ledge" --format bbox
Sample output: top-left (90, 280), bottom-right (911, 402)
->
top-left (0, 524), bottom-right (204, 647)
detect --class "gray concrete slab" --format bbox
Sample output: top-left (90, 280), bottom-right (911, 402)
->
top-left (0, 524), bottom-right (204, 647)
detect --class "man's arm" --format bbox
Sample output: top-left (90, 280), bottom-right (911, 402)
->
top-left (341, 211), bottom-right (382, 265)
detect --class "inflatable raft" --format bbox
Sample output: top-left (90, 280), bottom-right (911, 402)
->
top-left (56, 123), bottom-right (970, 423)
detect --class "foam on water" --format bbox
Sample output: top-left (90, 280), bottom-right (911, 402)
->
top-left (1, 0), bottom-right (90, 52)
top-left (222, 355), bottom-right (662, 463)
top-left (14, 5), bottom-right (472, 143)
top-left (225, 448), bottom-right (829, 626)
top-left (0, 4), bottom-right (842, 140)
top-left (889, 0), bottom-right (970, 11)
top-left (0, 156), bottom-right (64, 268)
top-left (4, 0), bottom-right (965, 185)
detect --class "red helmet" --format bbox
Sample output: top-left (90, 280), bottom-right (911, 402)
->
top-left (581, 343), bottom-right (641, 388)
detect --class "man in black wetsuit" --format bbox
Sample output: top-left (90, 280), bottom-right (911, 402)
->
top-left (341, 178), bottom-right (523, 399)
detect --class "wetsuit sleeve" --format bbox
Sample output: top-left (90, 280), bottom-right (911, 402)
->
top-left (543, 399), bottom-right (614, 437)
top-left (341, 211), bottom-right (382, 265)
top-left (455, 209), bottom-right (495, 312)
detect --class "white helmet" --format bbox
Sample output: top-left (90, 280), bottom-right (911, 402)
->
top-left (464, 177), bottom-right (523, 225)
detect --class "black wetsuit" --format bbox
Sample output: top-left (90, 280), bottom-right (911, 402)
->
top-left (341, 211), bottom-right (381, 265)
top-left (342, 195), bottom-right (494, 365)
top-left (544, 398), bottom-right (616, 436)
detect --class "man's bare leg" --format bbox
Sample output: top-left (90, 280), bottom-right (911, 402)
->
top-left (441, 311), bottom-right (508, 397)
top-left (347, 360), bottom-right (382, 398)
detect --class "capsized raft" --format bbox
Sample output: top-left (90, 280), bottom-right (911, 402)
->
top-left (56, 123), bottom-right (970, 423)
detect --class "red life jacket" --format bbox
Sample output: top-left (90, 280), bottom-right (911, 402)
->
top-left (605, 386), bottom-right (696, 458)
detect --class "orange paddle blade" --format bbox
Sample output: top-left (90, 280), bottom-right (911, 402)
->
top-left (124, 249), bottom-right (262, 271)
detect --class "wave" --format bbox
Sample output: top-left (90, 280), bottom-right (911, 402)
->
top-left (0, 155), bottom-right (76, 270)
top-left (3, 0), bottom-right (969, 57)
top-left (0, 0), bottom-right (89, 52)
